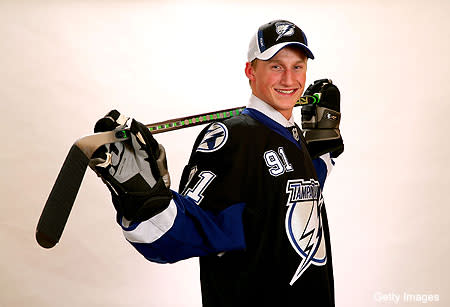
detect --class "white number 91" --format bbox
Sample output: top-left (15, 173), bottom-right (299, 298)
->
top-left (264, 147), bottom-right (293, 177)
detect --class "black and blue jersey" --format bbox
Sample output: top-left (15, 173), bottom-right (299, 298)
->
top-left (117, 95), bottom-right (335, 307)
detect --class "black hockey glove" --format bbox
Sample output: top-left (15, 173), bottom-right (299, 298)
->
top-left (301, 79), bottom-right (344, 159)
top-left (91, 110), bottom-right (172, 222)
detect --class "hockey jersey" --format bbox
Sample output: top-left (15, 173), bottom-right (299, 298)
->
top-left (118, 95), bottom-right (335, 306)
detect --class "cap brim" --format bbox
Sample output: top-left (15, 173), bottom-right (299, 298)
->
top-left (257, 42), bottom-right (314, 60)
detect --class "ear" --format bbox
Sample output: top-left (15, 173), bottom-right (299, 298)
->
top-left (245, 62), bottom-right (256, 81)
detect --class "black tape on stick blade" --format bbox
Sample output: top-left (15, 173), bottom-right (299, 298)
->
top-left (36, 145), bottom-right (89, 248)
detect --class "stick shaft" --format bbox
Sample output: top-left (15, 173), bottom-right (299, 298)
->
top-left (146, 95), bottom-right (314, 134)
top-left (148, 106), bottom-right (245, 134)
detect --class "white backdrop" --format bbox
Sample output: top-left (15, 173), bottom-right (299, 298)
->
top-left (1, 0), bottom-right (449, 306)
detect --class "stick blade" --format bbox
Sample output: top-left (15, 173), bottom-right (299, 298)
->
top-left (36, 145), bottom-right (90, 248)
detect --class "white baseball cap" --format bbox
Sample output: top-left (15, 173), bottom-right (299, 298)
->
top-left (247, 20), bottom-right (314, 62)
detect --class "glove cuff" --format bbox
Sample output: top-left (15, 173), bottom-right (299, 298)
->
top-left (306, 137), bottom-right (344, 159)
top-left (112, 177), bottom-right (173, 222)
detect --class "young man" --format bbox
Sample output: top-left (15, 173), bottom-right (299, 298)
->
top-left (93, 20), bottom-right (342, 307)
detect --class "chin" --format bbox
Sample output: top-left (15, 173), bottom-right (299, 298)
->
top-left (277, 97), bottom-right (298, 107)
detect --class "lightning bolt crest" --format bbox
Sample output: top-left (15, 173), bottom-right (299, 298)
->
top-left (285, 180), bottom-right (326, 285)
top-left (276, 25), bottom-right (294, 41)
top-left (201, 128), bottom-right (225, 150)
top-left (196, 122), bottom-right (229, 153)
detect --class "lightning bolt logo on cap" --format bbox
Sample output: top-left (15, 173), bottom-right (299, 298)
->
top-left (275, 21), bottom-right (295, 41)
top-left (196, 122), bottom-right (229, 153)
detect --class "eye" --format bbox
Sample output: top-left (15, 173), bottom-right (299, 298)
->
top-left (271, 65), bottom-right (283, 71)
top-left (294, 65), bottom-right (305, 70)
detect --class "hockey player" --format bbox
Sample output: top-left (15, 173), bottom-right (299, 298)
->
top-left (93, 20), bottom-right (343, 307)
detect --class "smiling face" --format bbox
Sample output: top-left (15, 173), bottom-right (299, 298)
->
top-left (245, 46), bottom-right (308, 120)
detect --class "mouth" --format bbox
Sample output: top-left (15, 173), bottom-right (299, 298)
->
top-left (274, 88), bottom-right (298, 95)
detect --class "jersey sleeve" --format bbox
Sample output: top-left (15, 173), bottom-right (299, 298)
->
top-left (116, 119), bottom-right (249, 263)
top-left (312, 153), bottom-right (335, 189)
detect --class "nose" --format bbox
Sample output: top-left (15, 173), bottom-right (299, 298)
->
top-left (281, 69), bottom-right (295, 86)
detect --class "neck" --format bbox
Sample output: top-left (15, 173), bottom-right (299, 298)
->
top-left (280, 109), bottom-right (293, 120)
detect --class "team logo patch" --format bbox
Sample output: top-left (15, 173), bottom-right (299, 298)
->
top-left (196, 122), bottom-right (228, 152)
top-left (291, 127), bottom-right (299, 141)
top-left (275, 21), bottom-right (295, 41)
top-left (285, 179), bottom-right (327, 285)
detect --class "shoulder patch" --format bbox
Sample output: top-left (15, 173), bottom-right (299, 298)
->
top-left (196, 122), bottom-right (228, 152)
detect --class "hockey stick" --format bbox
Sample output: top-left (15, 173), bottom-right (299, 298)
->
top-left (36, 96), bottom-right (315, 248)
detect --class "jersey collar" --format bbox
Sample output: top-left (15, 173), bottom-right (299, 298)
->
top-left (247, 94), bottom-right (296, 128)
